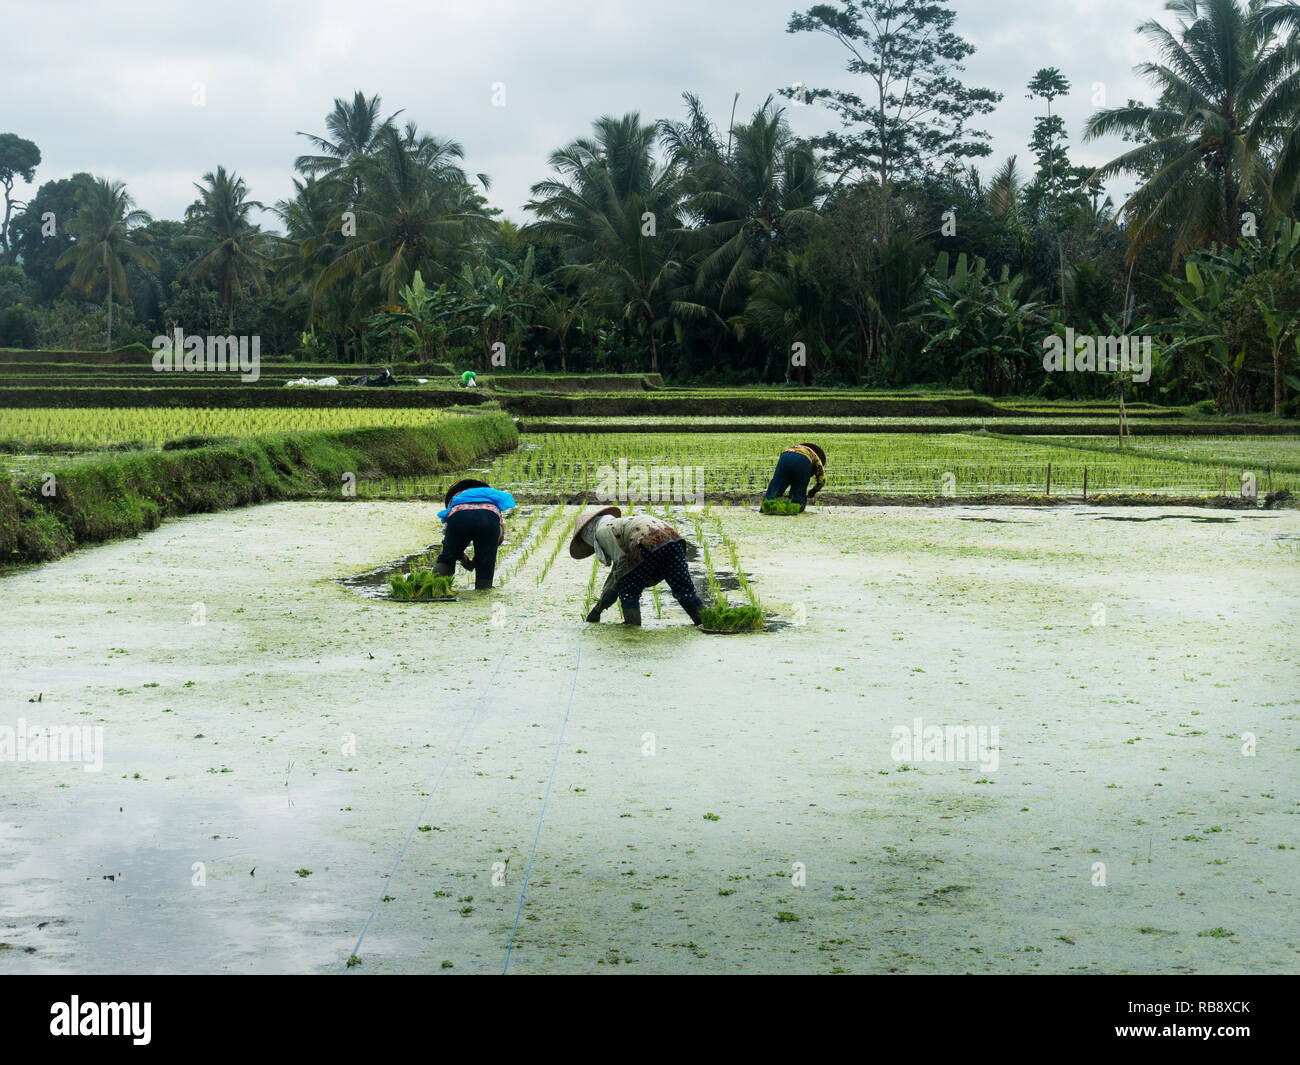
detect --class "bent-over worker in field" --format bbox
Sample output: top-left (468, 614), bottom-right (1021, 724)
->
top-left (432, 478), bottom-right (516, 589)
top-left (570, 506), bottom-right (704, 628)
top-left (762, 442), bottom-right (827, 511)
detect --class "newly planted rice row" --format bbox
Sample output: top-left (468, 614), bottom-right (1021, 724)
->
top-left (1022, 434), bottom-right (1300, 476)
top-left (362, 432), bottom-right (1298, 499)
top-left (527, 415), bottom-right (1181, 428)
top-left (486, 499), bottom-right (763, 629)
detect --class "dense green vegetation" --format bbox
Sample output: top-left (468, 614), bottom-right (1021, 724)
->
top-left (1, 1), bottom-right (1297, 413)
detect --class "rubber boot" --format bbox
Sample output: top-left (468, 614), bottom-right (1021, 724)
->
top-left (623, 606), bottom-right (643, 627)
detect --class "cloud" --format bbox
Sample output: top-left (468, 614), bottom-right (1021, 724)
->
top-left (5, 0), bottom-right (1172, 229)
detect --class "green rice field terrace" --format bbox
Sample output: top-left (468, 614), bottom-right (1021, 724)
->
top-left (0, 406), bottom-right (450, 448)
top-left (3, 402), bottom-right (1296, 499)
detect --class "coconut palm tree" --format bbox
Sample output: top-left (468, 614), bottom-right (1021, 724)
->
top-left (737, 251), bottom-right (827, 383)
top-left (295, 90), bottom-right (403, 200)
top-left (311, 123), bottom-right (493, 312)
top-left (181, 167), bottom-right (267, 330)
top-left (55, 177), bottom-right (157, 349)
top-left (539, 289), bottom-right (589, 371)
top-left (525, 113), bottom-right (690, 371)
top-left (676, 97), bottom-right (826, 316)
top-left (1256, 1), bottom-right (1300, 214)
top-left (1084, 0), bottom-right (1300, 261)
top-left (271, 176), bottom-right (343, 327)
top-left (986, 155), bottom-right (1025, 225)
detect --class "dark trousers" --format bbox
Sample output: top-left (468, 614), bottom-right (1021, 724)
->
top-left (616, 539), bottom-right (702, 614)
top-left (764, 451), bottom-right (813, 506)
top-left (434, 510), bottom-right (500, 589)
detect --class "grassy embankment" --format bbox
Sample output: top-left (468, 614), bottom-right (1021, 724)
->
top-left (0, 410), bottom-right (517, 565)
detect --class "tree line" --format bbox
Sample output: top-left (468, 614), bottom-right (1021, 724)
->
top-left (0, 0), bottom-right (1297, 413)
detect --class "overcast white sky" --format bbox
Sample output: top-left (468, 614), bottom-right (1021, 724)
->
top-left (5, 0), bottom-right (1170, 229)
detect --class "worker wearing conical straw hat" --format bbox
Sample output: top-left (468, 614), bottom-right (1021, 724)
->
top-left (762, 442), bottom-right (826, 512)
top-left (431, 478), bottom-right (516, 589)
top-left (570, 506), bottom-right (703, 628)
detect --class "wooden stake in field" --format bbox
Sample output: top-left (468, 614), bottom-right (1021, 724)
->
top-left (1116, 376), bottom-right (1130, 449)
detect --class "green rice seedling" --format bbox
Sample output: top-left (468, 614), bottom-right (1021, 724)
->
top-left (723, 536), bottom-right (760, 611)
top-left (584, 555), bottom-right (600, 613)
top-left (536, 508), bottom-right (577, 586)
top-left (651, 584), bottom-right (663, 620)
top-left (699, 602), bottom-right (765, 632)
top-left (389, 569), bottom-right (455, 600)
top-left (690, 517), bottom-right (723, 604)
top-left (502, 503), bottom-right (561, 583)
top-left (760, 498), bottom-right (802, 515)
top-left (494, 505), bottom-right (541, 588)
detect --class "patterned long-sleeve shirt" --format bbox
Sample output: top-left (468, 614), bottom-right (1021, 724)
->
top-left (784, 445), bottom-right (826, 494)
top-left (592, 515), bottom-right (684, 605)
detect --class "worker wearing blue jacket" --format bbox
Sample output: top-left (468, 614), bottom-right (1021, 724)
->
top-left (432, 478), bottom-right (516, 589)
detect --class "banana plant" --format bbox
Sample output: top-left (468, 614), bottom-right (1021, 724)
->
top-left (1158, 259), bottom-right (1236, 408)
top-left (912, 252), bottom-right (1049, 396)
top-left (361, 269), bottom-right (462, 360)
top-left (451, 249), bottom-right (541, 367)
top-left (1256, 286), bottom-right (1300, 418)
top-left (1156, 221), bottom-right (1300, 412)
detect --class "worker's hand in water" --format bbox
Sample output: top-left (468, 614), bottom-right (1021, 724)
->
top-left (585, 606), bottom-right (602, 623)
top-left (458, 552), bottom-right (475, 571)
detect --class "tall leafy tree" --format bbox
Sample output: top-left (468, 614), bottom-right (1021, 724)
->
top-left (1026, 69), bottom-right (1073, 308)
top-left (1025, 69), bottom-right (1073, 212)
top-left (9, 172), bottom-right (94, 301)
top-left (1084, 0), bottom-right (1300, 260)
top-left (782, 0), bottom-right (1002, 236)
top-left (0, 134), bottom-right (41, 266)
top-left (55, 177), bottom-right (157, 349)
